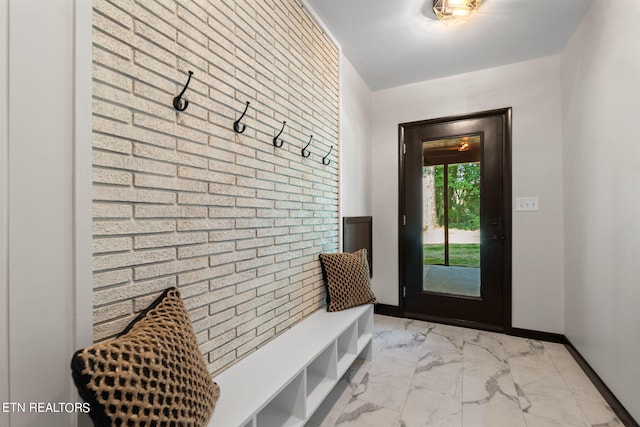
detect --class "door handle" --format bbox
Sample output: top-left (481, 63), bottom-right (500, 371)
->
top-left (483, 234), bottom-right (504, 241)
top-left (486, 217), bottom-right (503, 241)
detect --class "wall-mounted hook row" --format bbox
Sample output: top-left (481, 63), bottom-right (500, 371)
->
top-left (322, 145), bottom-right (333, 165)
top-left (302, 135), bottom-right (313, 158)
top-left (224, 99), bottom-right (332, 166)
top-left (273, 121), bottom-right (286, 148)
top-left (233, 101), bottom-right (250, 133)
top-left (170, 75), bottom-right (334, 165)
top-left (173, 70), bottom-right (193, 112)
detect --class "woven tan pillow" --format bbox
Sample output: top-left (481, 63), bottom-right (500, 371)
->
top-left (71, 288), bottom-right (219, 427)
top-left (319, 249), bottom-right (376, 312)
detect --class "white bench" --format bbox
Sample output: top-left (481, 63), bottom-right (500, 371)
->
top-left (208, 304), bottom-right (374, 427)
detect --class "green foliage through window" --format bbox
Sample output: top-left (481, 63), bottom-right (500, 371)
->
top-left (429, 163), bottom-right (480, 231)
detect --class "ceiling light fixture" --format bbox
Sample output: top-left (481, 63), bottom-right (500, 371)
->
top-left (433, 0), bottom-right (482, 26)
top-left (457, 137), bottom-right (471, 152)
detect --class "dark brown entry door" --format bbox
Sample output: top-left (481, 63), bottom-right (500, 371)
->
top-left (400, 109), bottom-right (511, 329)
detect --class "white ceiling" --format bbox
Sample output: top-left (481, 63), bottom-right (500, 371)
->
top-left (305, 0), bottom-right (594, 91)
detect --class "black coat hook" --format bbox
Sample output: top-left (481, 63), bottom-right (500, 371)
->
top-left (173, 70), bottom-right (193, 111)
top-left (273, 121), bottom-right (286, 148)
top-left (233, 101), bottom-right (250, 133)
top-left (302, 135), bottom-right (313, 158)
top-left (322, 145), bottom-right (334, 165)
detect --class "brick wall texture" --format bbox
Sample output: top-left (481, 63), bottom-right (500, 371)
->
top-left (92, 0), bottom-right (339, 375)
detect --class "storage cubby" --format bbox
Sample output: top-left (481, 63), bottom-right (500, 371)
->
top-left (256, 372), bottom-right (306, 427)
top-left (208, 304), bottom-right (374, 427)
top-left (336, 323), bottom-right (357, 375)
top-left (357, 306), bottom-right (374, 353)
top-left (306, 343), bottom-right (338, 413)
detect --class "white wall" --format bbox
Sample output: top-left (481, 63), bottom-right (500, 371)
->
top-left (371, 55), bottom-right (565, 333)
top-left (0, 0), bottom-right (9, 425)
top-left (2, 1), bottom-right (92, 426)
top-left (562, 0), bottom-right (640, 420)
top-left (340, 54), bottom-right (373, 218)
top-left (8, 0), bottom-right (74, 425)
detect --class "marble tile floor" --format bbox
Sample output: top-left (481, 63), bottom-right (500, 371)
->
top-left (306, 314), bottom-right (624, 427)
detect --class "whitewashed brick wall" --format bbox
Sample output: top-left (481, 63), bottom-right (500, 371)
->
top-left (92, 0), bottom-right (339, 374)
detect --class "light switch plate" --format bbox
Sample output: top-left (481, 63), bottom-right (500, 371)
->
top-left (516, 196), bottom-right (539, 211)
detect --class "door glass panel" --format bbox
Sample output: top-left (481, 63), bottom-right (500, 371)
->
top-left (422, 136), bottom-right (481, 297)
top-left (422, 165), bottom-right (444, 265)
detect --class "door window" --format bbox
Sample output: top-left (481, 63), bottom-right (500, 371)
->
top-left (422, 136), bottom-right (481, 297)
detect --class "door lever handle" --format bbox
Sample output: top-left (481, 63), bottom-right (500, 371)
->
top-left (484, 234), bottom-right (504, 241)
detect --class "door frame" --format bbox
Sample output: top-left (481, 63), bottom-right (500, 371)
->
top-left (398, 107), bottom-right (513, 332)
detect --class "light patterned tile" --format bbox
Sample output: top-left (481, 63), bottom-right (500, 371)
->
top-left (398, 318), bottom-right (436, 334)
top-left (463, 363), bottom-right (518, 403)
top-left (413, 346), bottom-right (463, 397)
top-left (334, 399), bottom-right (400, 427)
top-left (549, 353), bottom-right (582, 372)
top-left (503, 336), bottom-right (547, 358)
top-left (308, 359), bottom-right (372, 427)
top-left (576, 399), bottom-right (624, 427)
top-left (542, 342), bottom-right (571, 359)
top-left (372, 335), bottom-right (388, 358)
top-left (399, 386), bottom-right (462, 427)
top-left (346, 357), bottom-right (371, 383)
top-left (463, 392), bottom-right (526, 427)
top-left (464, 328), bottom-right (504, 346)
top-left (352, 374), bottom-right (410, 412)
top-left (523, 412), bottom-right (587, 427)
top-left (373, 314), bottom-right (403, 334)
top-left (548, 354), bottom-right (606, 405)
top-left (378, 329), bottom-right (427, 363)
top-left (557, 367), bottom-right (605, 404)
top-left (307, 377), bottom-right (355, 427)
top-left (463, 339), bottom-right (507, 371)
top-left (463, 356), bottom-right (524, 426)
top-left (517, 375), bottom-right (588, 426)
top-left (312, 317), bottom-right (622, 427)
top-left (366, 354), bottom-right (417, 387)
top-left (426, 323), bottom-right (465, 353)
top-left (508, 345), bottom-right (559, 387)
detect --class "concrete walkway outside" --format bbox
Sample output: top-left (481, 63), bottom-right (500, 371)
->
top-left (423, 265), bottom-right (481, 297)
top-left (423, 228), bottom-right (479, 244)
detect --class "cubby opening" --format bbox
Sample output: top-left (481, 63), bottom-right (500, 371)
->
top-left (256, 372), bottom-right (306, 427)
top-left (336, 323), bottom-right (357, 375)
top-left (306, 343), bottom-right (338, 413)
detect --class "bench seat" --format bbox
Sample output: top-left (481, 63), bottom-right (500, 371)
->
top-left (208, 304), bottom-right (374, 427)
